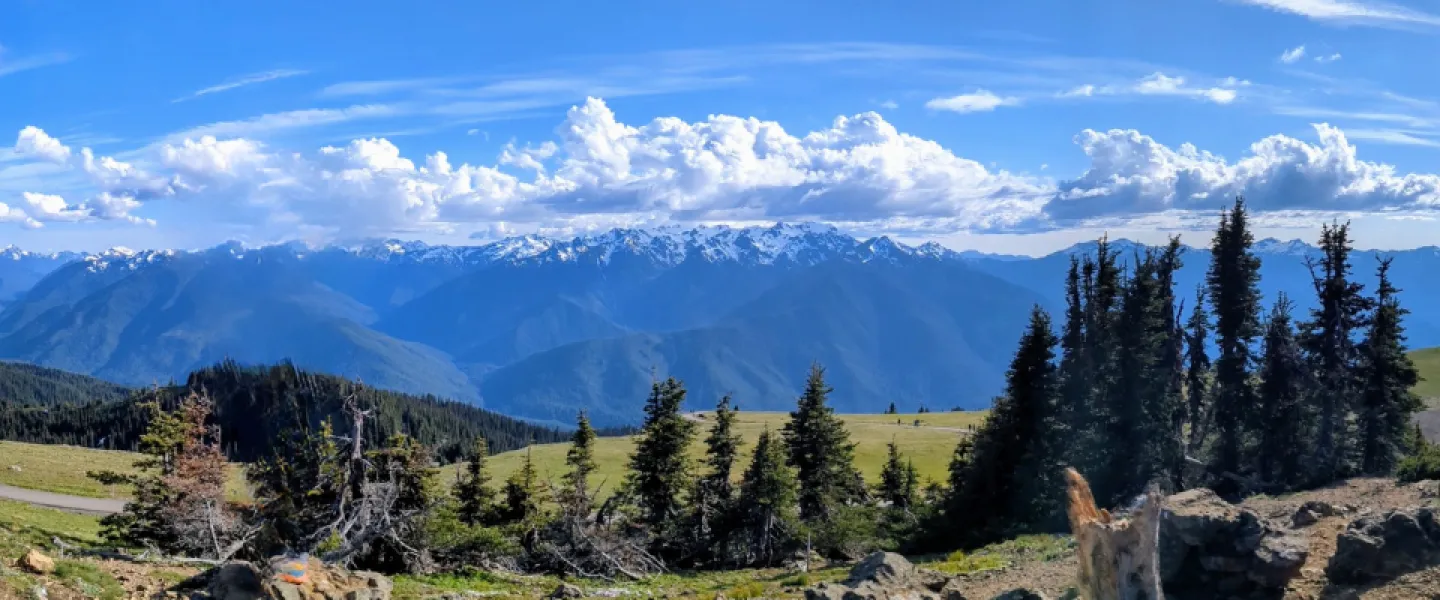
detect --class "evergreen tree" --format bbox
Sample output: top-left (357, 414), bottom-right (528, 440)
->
top-left (1301, 221), bottom-right (1374, 483)
top-left (1184, 286), bottom-right (1212, 456)
top-left (1074, 240), bottom-right (1123, 483)
top-left (886, 402), bottom-right (897, 415)
top-left (733, 429), bottom-right (800, 567)
top-left (560, 411), bottom-right (598, 516)
top-left (1058, 256), bottom-right (1090, 454)
top-left (782, 363), bottom-right (864, 522)
top-left (1357, 258), bottom-right (1423, 474)
top-left (454, 436), bottom-right (496, 526)
top-left (948, 307), bottom-right (1064, 545)
top-left (627, 378), bottom-right (698, 528)
top-left (703, 396), bottom-right (742, 503)
top-left (1147, 238), bottom-right (1188, 491)
top-left (1255, 294), bottom-right (1308, 487)
top-left (499, 445), bottom-right (549, 528)
top-left (1206, 198), bottom-right (1263, 479)
top-left (877, 441), bottom-right (919, 510)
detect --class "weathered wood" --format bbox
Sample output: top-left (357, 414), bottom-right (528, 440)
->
top-left (1065, 468), bottom-right (1164, 600)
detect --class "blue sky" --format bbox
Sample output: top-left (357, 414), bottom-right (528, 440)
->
top-left (5, 0), bottom-right (1440, 255)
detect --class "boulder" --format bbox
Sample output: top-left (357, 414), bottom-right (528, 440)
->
top-left (1292, 500), bottom-right (1344, 528)
top-left (18, 549), bottom-right (54, 575)
top-left (206, 562), bottom-right (265, 600)
top-left (805, 552), bottom-right (966, 600)
top-left (199, 557), bottom-right (393, 600)
top-left (1326, 507), bottom-right (1440, 584)
top-left (1159, 488), bottom-right (1308, 598)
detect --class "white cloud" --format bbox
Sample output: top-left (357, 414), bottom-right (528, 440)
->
top-left (0, 50), bottom-right (71, 78)
top-left (1048, 123), bottom-right (1440, 224)
top-left (172, 69), bottom-right (309, 103)
top-left (1280, 45), bottom-right (1307, 63)
top-left (1059, 73), bottom-right (1243, 105)
top-left (1232, 0), bottom-right (1440, 29)
top-left (880, 100), bottom-right (900, 110)
top-left (925, 90), bottom-right (1020, 113)
top-left (16, 127), bottom-right (73, 163)
top-left (13, 98), bottom-right (1440, 237)
top-left (167, 105), bottom-right (402, 141)
top-left (1316, 52), bottom-right (1343, 63)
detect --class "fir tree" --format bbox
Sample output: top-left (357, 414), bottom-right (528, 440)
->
top-left (703, 396), bottom-right (742, 503)
top-left (499, 444), bottom-right (549, 527)
top-left (454, 436), bottom-right (496, 526)
top-left (1184, 285), bottom-right (1212, 456)
top-left (1147, 238), bottom-right (1188, 491)
top-left (627, 378), bottom-right (698, 528)
top-left (1255, 294), bottom-right (1308, 487)
top-left (733, 429), bottom-right (800, 567)
top-left (877, 440), bottom-right (918, 510)
top-left (948, 307), bottom-right (1064, 545)
top-left (1301, 221), bottom-right (1374, 483)
top-left (1058, 255), bottom-right (1090, 453)
top-left (886, 402), bottom-right (897, 415)
top-left (1357, 258), bottom-right (1423, 474)
top-left (1206, 198), bottom-right (1263, 479)
top-left (782, 363), bottom-right (863, 522)
top-left (560, 411), bottom-right (598, 516)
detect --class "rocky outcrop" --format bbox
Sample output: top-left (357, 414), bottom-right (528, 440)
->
top-left (194, 556), bottom-right (393, 600)
top-left (1326, 507), bottom-right (1440, 584)
top-left (1159, 488), bottom-right (1308, 599)
top-left (804, 552), bottom-right (968, 600)
top-left (17, 549), bottom-right (54, 575)
top-left (548, 583), bottom-right (584, 598)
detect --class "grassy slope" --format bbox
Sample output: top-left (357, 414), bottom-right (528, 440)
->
top-left (1411, 347), bottom-right (1440, 406)
top-left (0, 441), bottom-right (249, 501)
top-left (466, 411), bottom-right (986, 496)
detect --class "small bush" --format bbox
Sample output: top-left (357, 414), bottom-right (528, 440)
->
top-left (1397, 437), bottom-right (1440, 483)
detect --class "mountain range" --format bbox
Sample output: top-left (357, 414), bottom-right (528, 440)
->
top-left (2, 224), bottom-right (1438, 427)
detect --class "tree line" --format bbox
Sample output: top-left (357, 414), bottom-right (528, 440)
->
top-left (0, 360), bottom-right (625, 460)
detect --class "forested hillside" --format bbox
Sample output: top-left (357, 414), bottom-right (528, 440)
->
top-left (0, 360), bottom-right (583, 462)
top-left (0, 361), bottom-right (131, 405)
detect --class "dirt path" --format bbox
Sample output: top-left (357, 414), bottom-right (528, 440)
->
top-left (0, 483), bottom-right (125, 515)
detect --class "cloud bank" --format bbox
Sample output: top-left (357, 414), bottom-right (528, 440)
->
top-left (10, 98), bottom-right (1440, 238)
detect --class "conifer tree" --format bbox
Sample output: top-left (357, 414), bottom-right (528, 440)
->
top-left (1058, 256), bottom-right (1091, 458)
top-left (454, 436), bottom-right (496, 526)
top-left (1301, 221), bottom-right (1373, 483)
top-left (560, 411), bottom-right (598, 516)
top-left (1075, 240), bottom-right (1123, 482)
top-left (703, 396), bottom-right (742, 503)
top-left (500, 444), bottom-right (549, 527)
top-left (1147, 238), bottom-right (1188, 491)
top-left (1206, 198), bottom-right (1263, 479)
top-left (782, 363), bottom-right (863, 522)
top-left (877, 440), bottom-right (918, 510)
top-left (734, 429), bottom-right (800, 566)
top-left (886, 402), bottom-right (897, 415)
top-left (627, 377), bottom-right (698, 528)
top-left (1255, 294), bottom-right (1308, 487)
top-left (1184, 286), bottom-right (1212, 455)
top-left (1357, 258), bottom-right (1423, 474)
top-left (948, 307), bottom-right (1064, 544)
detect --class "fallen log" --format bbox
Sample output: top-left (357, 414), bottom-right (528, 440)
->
top-left (1064, 468), bottom-right (1164, 600)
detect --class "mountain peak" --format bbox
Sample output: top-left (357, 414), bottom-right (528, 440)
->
top-left (1253, 237), bottom-right (1317, 256)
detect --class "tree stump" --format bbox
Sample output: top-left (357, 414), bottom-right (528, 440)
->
top-left (1064, 468), bottom-right (1164, 600)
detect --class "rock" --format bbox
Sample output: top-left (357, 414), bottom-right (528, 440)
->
top-left (1292, 508), bottom-right (1320, 528)
top-left (548, 583), bottom-right (584, 598)
top-left (1413, 480), bottom-right (1440, 499)
top-left (804, 552), bottom-right (965, 600)
top-left (18, 549), bottom-right (54, 575)
top-left (206, 562), bottom-right (265, 600)
top-left (990, 590), bottom-right (1046, 600)
top-left (1326, 507), bottom-right (1440, 584)
top-left (1159, 488), bottom-right (1308, 598)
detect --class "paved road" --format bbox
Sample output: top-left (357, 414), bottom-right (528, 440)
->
top-left (0, 483), bottom-right (126, 515)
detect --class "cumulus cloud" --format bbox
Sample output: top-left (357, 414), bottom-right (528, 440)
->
top-left (1047, 123), bottom-right (1440, 224)
top-left (925, 90), bottom-right (1019, 113)
top-left (1316, 52), bottom-right (1343, 63)
top-left (11, 97), bottom-right (1440, 237)
top-left (1280, 45), bottom-right (1307, 63)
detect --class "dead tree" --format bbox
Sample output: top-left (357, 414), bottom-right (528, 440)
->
top-left (1065, 468), bottom-right (1163, 600)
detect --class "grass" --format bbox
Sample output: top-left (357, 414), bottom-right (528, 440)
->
top-left (0, 498), bottom-right (107, 599)
top-left (1410, 347), bottom-right (1440, 407)
top-left (922, 534), bottom-right (1075, 576)
top-left (455, 411), bottom-right (987, 499)
top-left (0, 440), bottom-right (251, 501)
top-left (393, 563), bottom-right (854, 599)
